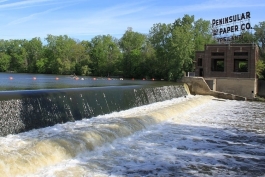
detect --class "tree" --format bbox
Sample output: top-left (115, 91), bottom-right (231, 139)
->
top-left (148, 15), bottom-right (215, 81)
top-left (254, 21), bottom-right (265, 51)
top-left (119, 29), bottom-right (146, 78)
top-left (24, 37), bottom-right (43, 73)
top-left (193, 18), bottom-right (215, 51)
top-left (6, 39), bottom-right (28, 72)
top-left (72, 41), bottom-right (91, 76)
top-left (233, 31), bottom-right (257, 44)
top-left (149, 23), bottom-right (172, 80)
top-left (0, 40), bottom-right (11, 72)
top-left (256, 60), bottom-right (265, 79)
top-left (0, 14), bottom-right (221, 79)
top-left (36, 57), bottom-right (48, 73)
top-left (149, 15), bottom-right (196, 81)
top-left (44, 34), bottom-right (79, 74)
top-left (168, 20), bottom-right (195, 80)
top-left (89, 35), bottom-right (121, 77)
top-left (139, 37), bottom-right (156, 79)
top-left (0, 52), bottom-right (11, 72)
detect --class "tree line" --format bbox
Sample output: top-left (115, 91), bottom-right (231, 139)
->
top-left (0, 14), bottom-right (265, 81)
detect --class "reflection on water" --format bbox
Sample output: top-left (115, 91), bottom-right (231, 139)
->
top-left (0, 73), bottom-right (166, 91)
top-left (0, 96), bottom-right (264, 176)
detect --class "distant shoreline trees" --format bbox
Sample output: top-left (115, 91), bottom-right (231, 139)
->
top-left (0, 14), bottom-right (264, 80)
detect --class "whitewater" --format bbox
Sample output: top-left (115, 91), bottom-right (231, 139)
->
top-left (0, 95), bottom-right (264, 177)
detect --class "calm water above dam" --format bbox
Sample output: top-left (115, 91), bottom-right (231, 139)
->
top-left (0, 73), bottom-right (163, 91)
top-left (0, 95), bottom-right (264, 177)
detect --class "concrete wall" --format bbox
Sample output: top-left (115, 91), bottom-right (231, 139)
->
top-left (205, 78), bottom-right (216, 91)
top-left (182, 77), bottom-right (246, 101)
top-left (215, 78), bottom-right (256, 99)
top-left (184, 76), bottom-right (256, 99)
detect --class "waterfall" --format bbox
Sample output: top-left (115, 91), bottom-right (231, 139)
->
top-left (0, 95), bottom-right (214, 177)
top-left (0, 84), bottom-right (188, 136)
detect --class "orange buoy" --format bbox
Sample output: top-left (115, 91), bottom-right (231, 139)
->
top-left (132, 78), bottom-right (134, 80)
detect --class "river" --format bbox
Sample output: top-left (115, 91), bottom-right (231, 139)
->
top-left (0, 73), bottom-right (159, 91)
top-left (0, 95), bottom-right (264, 177)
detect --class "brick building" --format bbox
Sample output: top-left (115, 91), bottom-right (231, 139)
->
top-left (194, 43), bottom-right (259, 99)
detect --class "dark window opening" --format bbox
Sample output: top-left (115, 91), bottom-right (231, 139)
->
top-left (198, 58), bottom-right (202, 66)
top-left (234, 59), bottom-right (248, 72)
top-left (211, 52), bottom-right (224, 56)
top-left (199, 68), bottom-right (204, 76)
top-left (234, 52), bottom-right (248, 56)
top-left (211, 59), bottom-right (224, 71)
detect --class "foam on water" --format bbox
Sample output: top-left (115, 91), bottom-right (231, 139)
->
top-left (0, 96), bottom-right (265, 177)
top-left (0, 95), bottom-right (211, 176)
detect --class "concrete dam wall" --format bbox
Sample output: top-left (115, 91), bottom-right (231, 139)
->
top-left (181, 77), bottom-right (247, 101)
top-left (0, 84), bottom-right (188, 136)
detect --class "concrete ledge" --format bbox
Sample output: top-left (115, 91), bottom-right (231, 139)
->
top-left (182, 77), bottom-right (247, 101)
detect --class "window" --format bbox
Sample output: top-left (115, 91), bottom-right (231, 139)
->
top-left (234, 59), bottom-right (248, 72)
top-left (199, 68), bottom-right (204, 76)
top-left (211, 52), bottom-right (224, 56)
top-left (211, 59), bottom-right (224, 71)
top-left (234, 52), bottom-right (248, 56)
top-left (198, 58), bottom-right (202, 66)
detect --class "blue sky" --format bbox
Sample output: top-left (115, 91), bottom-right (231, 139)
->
top-left (0, 0), bottom-right (264, 41)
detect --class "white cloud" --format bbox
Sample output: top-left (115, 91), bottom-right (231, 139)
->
top-left (0, 0), bottom-right (50, 9)
top-left (156, 0), bottom-right (265, 16)
top-left (7, 7), bottom-right (62, 25)
top-left (0, 0), bottom-right (264, 40)
top-left (0, 0), bottom-right (83, 10)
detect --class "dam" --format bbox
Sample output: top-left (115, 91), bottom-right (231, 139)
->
top-left (0, 75), bottom-right (264, 176)
top-left (0, 83), bottom-right (187, 136)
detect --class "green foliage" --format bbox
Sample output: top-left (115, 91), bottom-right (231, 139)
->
top-left (42, 34), bottom-right (92, 75)
top-left (36, 58), bottom-right (48, 73)
top-left (119, 28), bottom-right (147, 78)
top-left (149, 15), bottom-right (214, 81)
top-left (169, 21), bottom-right (194, 80)
top-left (0, 53), bottom-right (11, 72)
top-left (2, 15), bottom-right (264, 81)
top-left (233, 31), bottom-right (257, 44)
top-left (256, 60), bottom-right (265, 79)
top-left (254, 22), bottom-right (265, 51)
top-left (238, 61), bottom-right (248, 72)
top-left (24, 37), bottom-right (43, 73)
top-left (90, 35), bottom-right (121, 76)
top-left (193, 18), bottom-right (216, 51)
top-left (149, 23), bottom-right (172, 80)
top-left (3, 39), bottom-right (28, 72)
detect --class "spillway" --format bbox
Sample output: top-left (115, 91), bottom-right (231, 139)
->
top-left (0, 84), bottom-right (187, 136)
